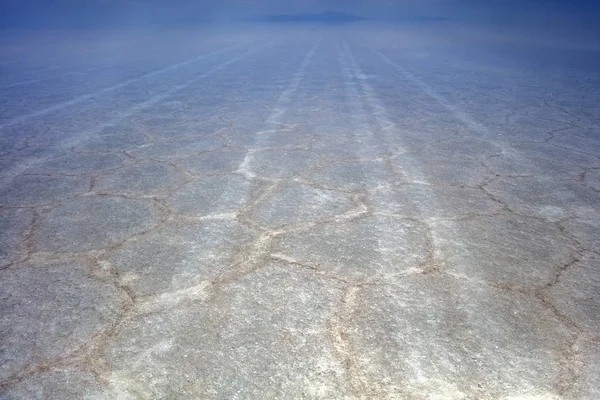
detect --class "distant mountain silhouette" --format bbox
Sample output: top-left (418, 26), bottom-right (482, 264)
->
top-left (395, 16), bottom-right (452, 22)
top-left (242, 11), bottom-right (368, 24)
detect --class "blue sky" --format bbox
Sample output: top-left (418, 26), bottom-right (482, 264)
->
top-left (2, 0), bottom-right (599, 29)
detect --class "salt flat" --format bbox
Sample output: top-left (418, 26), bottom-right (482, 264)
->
top-left (0, 23), bottom-right (599, 399)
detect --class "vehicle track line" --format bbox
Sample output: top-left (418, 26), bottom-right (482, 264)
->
top-left (0, 41), bottom-right (250, 130)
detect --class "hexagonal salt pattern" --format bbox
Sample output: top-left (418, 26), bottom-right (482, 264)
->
top-left (0, 261), bottom-right (122, 382)
top-left (29, 153), bottom-right (128, 175)
top-left (561, 214), bottom-right (600, 253)
top-left (1, 28), bottom-right (599, 399)
top-left (546, 252), bottom-right (600, 334)
top-left (346, 274), bottom-right (574, 398)
top-left (99, 263), bottom-right (352, 398)
top-left (368, 183), bottom-right (503, 220)
top-left (393, 155), bottom-right (492, 187)
top-left (74, 131), bottom-right (148, 152)
top-left (247, 181), bottom-right (354, 229)
top-left (108, 219), bottom-right (256, 297)
top-left (94, 162), bottom-right (183, 197)
top-left (433, 213), bottom-right (577, 290)
top-left (310, 160), bottom-right (394, 191)
top-left (34, 196), bottom-right (159, 252)
top-left (484, 177), bottom-right (599, 221)
top-left (177, 148), bottom-right (247, 175)
top-left (273, 214), bottom-right (430, 281)
top-left (166, 174), bottom-right (253, 217)
top-left (244, 148), bottom-right (318, 179)
top-left (128, 136), bottom-right (224, 161)
top-left (0, 174), bottom-right (89, 206)
top-left (134, 116), bottom-right (227, 140)
top-left (226, 128), bottom-right (311, 149)
top-left (312, 134), bottom-right (393, 162)
top-left (484, 144), bottom-right (597, 180)
top-left (426, 137), bottom-right (502, 160)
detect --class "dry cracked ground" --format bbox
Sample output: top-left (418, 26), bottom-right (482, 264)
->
top-left (0, 24), bottom-right (599, 399)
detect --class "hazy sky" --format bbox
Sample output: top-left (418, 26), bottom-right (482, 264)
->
top-left (2, 0), bottom-right (599, 29)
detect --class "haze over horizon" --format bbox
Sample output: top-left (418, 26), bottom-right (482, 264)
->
top-left (2, 0), bottom-right (600, 30)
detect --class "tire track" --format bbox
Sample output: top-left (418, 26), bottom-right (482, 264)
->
top-left (0, 39), bottom-right (278, 183)
top-left (237, 36), bottom-right (322, 177)
top-left (367, 46), bottom-right (493, 137)
top-left (344, 38), bottom-right (584, 398)
top-left (0, 59), bottom-right (139, 90)
top-left (0, 41), bottom-right (252, 130)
